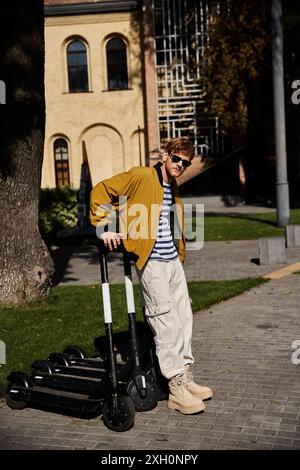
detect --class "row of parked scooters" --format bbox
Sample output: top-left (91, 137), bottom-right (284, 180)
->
top-left (4, 241), bottom-right (167, 432)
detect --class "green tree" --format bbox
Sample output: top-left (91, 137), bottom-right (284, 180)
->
top-left (202, 0), bottom-right (270, 145)
top-left (0, 0), bottom-right (54, 305)
top-left (198, 0), bottom-right (270, 201)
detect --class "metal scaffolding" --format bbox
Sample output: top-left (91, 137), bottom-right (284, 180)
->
top-left (152, 0), bottom-right (223, 156)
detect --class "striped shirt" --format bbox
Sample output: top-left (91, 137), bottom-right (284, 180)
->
top-left (149, 182), bottom-right (178, 262)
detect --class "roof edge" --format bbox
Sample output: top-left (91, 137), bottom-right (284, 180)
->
top-left (44, 1), bottom-right (139, 16)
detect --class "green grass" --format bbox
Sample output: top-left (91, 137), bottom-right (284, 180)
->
top-left (188, 278), bottom-right (265, 311)
top-left (0, 278), bottom-right (266, 394)
top-left (203, 209), bottom-right (300, 241)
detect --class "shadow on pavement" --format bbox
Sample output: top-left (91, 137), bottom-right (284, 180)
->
top-left (49, 244), bottom-right (126, 286)
top-left (49, 245), bottom-right (76, 286)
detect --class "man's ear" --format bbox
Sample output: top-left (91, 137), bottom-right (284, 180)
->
top-left (162, 152), bottom-right (168, 163)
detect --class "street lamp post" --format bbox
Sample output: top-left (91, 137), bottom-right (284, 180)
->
top-left (271, 0), bottom-right (290, 227)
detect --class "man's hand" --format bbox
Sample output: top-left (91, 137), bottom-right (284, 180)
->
top-left (100, 231), bottom-right (123, 251)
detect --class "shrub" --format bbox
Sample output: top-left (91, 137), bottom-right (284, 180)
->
top-left (39, 187), bottom-right (78, 240)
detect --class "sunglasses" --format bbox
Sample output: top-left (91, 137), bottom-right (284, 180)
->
top-left (169, 153), bottom-right (192, 168)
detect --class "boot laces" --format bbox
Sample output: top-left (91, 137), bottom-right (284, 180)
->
top-left (172, 372), bottom-right (193, 387)
top-left (185, 371), bottom-right (194, 382)
top-left (177, 372), bottom-right (185, 385)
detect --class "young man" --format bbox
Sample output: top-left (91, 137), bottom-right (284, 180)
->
top-left (90, 137), bottom-right (213, 414)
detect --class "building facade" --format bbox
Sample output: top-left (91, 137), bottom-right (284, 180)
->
top-left (151, 0), bottom-right (223, 158)
top-left (43, 0), bottom-right (222, 189)
top-left (43, 0), bottom-right (149, 188)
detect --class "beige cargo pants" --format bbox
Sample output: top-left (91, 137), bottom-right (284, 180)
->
top-left (136, 257), bottom-right (194, 379)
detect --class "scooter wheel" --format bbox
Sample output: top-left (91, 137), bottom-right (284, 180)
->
top-left (31, 359), bottom-right (55, 374)
top-left (63, 345), bottom-right (87, 359)
top-left (126, 377), bottom-right (158, 412)
top-left (4, 373), bottom-right (30, 410)
top-left (4, 391), bottom-right (27, 410)
top-left (102, 395), bottom-right (135, 432)
top-left (146, 369), bottom-right (169, 401)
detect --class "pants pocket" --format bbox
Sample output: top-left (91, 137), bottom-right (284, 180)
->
top-left (145, 300), bottom-right (171, 318)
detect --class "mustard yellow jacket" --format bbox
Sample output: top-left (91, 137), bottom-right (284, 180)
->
top-left (90, 162), bottom-right (185, 270)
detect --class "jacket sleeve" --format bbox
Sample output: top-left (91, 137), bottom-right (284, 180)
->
top-left (90, 168), bottom-right (139, 228)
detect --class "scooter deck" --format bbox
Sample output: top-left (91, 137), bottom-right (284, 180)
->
top-left (8, 384), bottom-right (105, 413)
top-left (32, 371), bottom-right (104, 394)
top-left (49, 364), bottom-right (105, 379)
top-left (48, 357), bottom-right (131, 381)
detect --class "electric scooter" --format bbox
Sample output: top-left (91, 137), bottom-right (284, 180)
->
top-left (4, 240), bottom-right (135, 432)
top-left (32, 246), bottom-right (158, 412)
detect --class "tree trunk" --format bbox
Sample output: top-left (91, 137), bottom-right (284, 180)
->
top-left (0, 1), bottom-right (54, 305)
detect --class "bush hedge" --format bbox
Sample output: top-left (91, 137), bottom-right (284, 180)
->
top-left (39, 187), bottom-right (78, 241)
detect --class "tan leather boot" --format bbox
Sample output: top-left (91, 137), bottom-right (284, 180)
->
top-left (184, 364), bottom-right (213, 400)
top-left (168, 374), bottom-right (206, 414)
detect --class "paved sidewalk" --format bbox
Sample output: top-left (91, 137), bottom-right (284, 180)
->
top-left (1, 274), bottom-right (300, 450)
top-left (50, 204), bottom-right (297, 286)
top-left (1, 204), bottom-right (300, 450)
top-left (51, 240), bottom-right (300, 285)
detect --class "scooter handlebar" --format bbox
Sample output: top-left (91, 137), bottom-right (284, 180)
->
top-left (86, 225), bottom-right (132, 257)
top-left (95, 234), bottom-right (126, 255)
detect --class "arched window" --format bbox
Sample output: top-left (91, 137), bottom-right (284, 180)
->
top-left (54, 139), bottom-right (70, 187)
top-left (106, 37), bottom-right (128, 90)
top-left (67, 40), bottom-right (89, 92)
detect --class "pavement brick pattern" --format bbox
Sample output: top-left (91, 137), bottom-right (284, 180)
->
top-left (51, 241), bottom-right (300, 286)
top-left (1, 275), bottom-right (300, 450)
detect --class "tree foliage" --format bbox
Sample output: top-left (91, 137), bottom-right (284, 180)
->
top-left (202, 0), bottom-right (270, 142)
